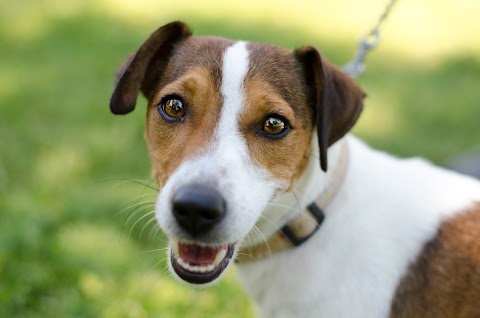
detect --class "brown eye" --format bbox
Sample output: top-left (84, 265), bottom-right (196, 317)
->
top-left (158, 96), bottom-right (185, 121)
top-left (261, 116), bottom-right (289, 138)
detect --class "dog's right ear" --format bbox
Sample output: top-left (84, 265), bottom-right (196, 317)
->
top-left (294, 46), bottom-right (365, 172)
top-left (110, 21), bottom-right (192, 115)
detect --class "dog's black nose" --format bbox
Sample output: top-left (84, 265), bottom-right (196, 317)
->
top-left (172, 184), bottom-right (226, 237)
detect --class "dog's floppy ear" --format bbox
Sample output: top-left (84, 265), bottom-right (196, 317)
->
top-left (110, 21), bottom-right (192, 115)
top-left (114, 53), bottom-right (135, 86)
top-left (294, 46), bottom-right (365, 171)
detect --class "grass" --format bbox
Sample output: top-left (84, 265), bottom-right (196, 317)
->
top-left (1, 0), bottom-right (479, 317)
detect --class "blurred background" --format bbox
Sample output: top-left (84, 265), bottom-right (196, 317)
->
top-left (1, 0), bottom-right (479, 317)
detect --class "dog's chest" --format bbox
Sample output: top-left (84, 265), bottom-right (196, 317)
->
top-left (235, 137), bottom-right (480, 318)
top-left (236, 207), bottom-right (398, 318)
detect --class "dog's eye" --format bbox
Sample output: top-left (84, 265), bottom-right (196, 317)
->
top-left (158, 96), bottom-right (185, 121)
top-left (261, 116), bottom-right (289, 138)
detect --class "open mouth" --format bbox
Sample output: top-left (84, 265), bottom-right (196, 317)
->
top-left (170, 240), bottom-right (235, 284)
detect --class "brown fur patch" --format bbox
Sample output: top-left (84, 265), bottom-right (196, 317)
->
top-left (143, 36), bottom-right (232, 186)
top-left (390, 203), bottom-right (480, 318)
top-left (241, 43), bottom-right (315, 188)
top-left (146, 64), bottom-right (223, 186)
top-left (155, 36), bottom-right (232, 89)
top-left (242, 78), bottom-right (313, 187)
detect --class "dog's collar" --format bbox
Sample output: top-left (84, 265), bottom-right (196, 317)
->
top-left (236, 140), bottom-right (349, 263)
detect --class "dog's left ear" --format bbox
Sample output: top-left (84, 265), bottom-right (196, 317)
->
top-left (114, 53), bottom-right (135, 86)
top-left (294, 46), bottom-right (365, 171)
top-left (110, 21), bottom-right (192, 115)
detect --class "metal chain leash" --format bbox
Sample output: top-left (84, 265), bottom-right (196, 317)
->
top-left (342, 0), bottom-right (398, 78)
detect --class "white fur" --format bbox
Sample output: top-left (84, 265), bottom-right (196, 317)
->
top-left (236, 135), bottom-right (480, 318)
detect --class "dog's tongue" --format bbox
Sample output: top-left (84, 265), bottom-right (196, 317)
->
top-left (178, 242), bottom-right (225, 266)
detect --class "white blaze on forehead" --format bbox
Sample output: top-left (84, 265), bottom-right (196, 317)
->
top-left (219, 41), bottom-right (249, 136)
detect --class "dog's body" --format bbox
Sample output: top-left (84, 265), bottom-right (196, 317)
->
top-left (238, 136), bottom-right (480, 318)
top-left (110, 22), bottom-right (480, 317)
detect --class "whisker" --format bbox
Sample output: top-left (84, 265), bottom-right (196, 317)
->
top-left (256, 213), bottom-right (281, 229)
top-left (126, 193), bottom-right (158, 203)
top-left (127, 210), bottom-right (156, 241)
top-left (152, 256), bottom-right (169, 270)
top-left (98, 178), bottom-right (159, 191)
top-left (252, 225), bottom-right (271, 257)
top-left (121, 204), bottom-right (155, 239)
top-left (235, 251), bottom-right (258, 264)
top-left (139, 247), bottom-right (169, 254)
top-left (290, 190), bottom-right (302, 213)
top-left (163, 262), bottom-right (173, 276)
top-left (251, 226), bottom-right (266, 248)
top-left (117, 178), bottom-right (160, 191)
top-left (148, 226), bottom-right (165, 244)
top-left (291, 187), bottom-right (325, 229)
top-left (139, 216), bottom-right (159, 242)
top-left (292, 185), bottom-right (307, 197)
top-left (115, 199), bottom-right (156, 217)
top-left (266, 202), bottom-right (301, 214)
top-left (123, 202), bottom-right (155, 224)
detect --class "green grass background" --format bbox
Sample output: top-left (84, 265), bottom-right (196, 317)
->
top-left (1, 0), bottom-right (479, 317)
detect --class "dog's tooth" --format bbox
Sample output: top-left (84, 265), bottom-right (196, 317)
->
top-left (171, 239), bottom-right (179, 257)
top-left (213, 248), bottom-right (227, 266)
top-left (176, 256), bottom-right (217, 273)
top-left (177, 257), bottom-right (189, 269)
top-left (199, 264), bottom-right (215, 273)
top-left (185, 263), bottom-right (194, 272)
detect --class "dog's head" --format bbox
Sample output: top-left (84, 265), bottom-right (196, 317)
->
top-left (110, 21), bottom-right (365, 285)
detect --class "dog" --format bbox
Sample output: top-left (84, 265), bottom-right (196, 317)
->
top-left (110, 21), bottom-right (480, 318)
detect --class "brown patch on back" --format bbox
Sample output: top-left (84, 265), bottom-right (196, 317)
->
top-left (241, 43), bottom-right (315, 188)
top-left (390, 203), bottom-right (480, 318)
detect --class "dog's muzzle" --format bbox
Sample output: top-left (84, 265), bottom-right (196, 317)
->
top-left (170, 183), bottom-right (235, 284)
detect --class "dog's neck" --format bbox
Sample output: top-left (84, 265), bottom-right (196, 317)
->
top-left (241, 135), bottom-right (348, 248)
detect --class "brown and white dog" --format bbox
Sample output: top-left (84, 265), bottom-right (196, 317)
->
top-left (110, 21), bottom-right (480, 318)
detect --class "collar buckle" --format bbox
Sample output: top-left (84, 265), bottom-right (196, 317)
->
top-left (280, 203), bottom-right (325, 246)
